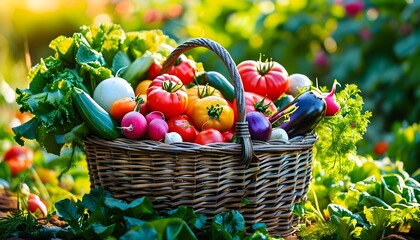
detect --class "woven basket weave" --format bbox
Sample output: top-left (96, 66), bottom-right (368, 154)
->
top-left (0, 189), bottom-right (17, 211)
top-left (84, 38), bottom-right (317, 237)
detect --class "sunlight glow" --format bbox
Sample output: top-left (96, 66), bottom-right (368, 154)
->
top-left (259, 1), bottom-right (275, 14)
top-left (324, 37), bottom-right (337, 53)
top-left (93, 13), bottom-right (112, 24)
top-left (367, 8), bottom-right (379, 21)
top-left (26, 0), bottom-right (61, 12)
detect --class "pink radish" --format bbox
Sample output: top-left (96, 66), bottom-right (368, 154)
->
top-left (145, 111), bottom-right (165, 124)
top-left (121, 111), bottom-right (148, 139)
top-left (147, 118), bottom-right (169, 141)
top-left (323, 80), bottom-right (341, 116)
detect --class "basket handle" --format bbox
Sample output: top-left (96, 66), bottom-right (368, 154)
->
top-left (160, 38), bottom-right (253, 166)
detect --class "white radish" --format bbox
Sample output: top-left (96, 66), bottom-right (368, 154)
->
top-left (286, 73), bottom-right (312, 97)
top-left (120, 111), bottom-right (147, 139)
top-left (164, 132), bottom-right (183, 144)
top-left (270, 127), bottom-right (289, 141)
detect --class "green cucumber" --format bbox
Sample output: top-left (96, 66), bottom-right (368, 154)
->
top-left (122, 53), bottom-right (154, 89)
top-left (203, 71), bottom-right (235, 102)
top-left (72, 87), bottom-right (121, 140)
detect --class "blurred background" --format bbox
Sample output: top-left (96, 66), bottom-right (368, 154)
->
top-left (0, 0), bottom-right (419, 163)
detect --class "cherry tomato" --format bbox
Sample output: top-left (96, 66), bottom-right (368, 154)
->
top-left (147, 74), bottom-right (188, 119)
top-left (194, 128), bottom-right (224, 145)
top-left (168, 57), bottom-right (197, 85)
top-left (237, 59), bottom-right (288, 101)
top-left (222, 129), bottom-right (234, 142)
top-left (191, 96), bottom-right (234, 132)
top-left (137, 95), bottom-right (149, 116)
top-left (167, 115), bottom-right (197, 142)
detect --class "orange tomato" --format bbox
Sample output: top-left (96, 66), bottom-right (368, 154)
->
top-left (110, 97), bottom-right (138, 122)
top-left (135, 80), bottom-right (152, 96)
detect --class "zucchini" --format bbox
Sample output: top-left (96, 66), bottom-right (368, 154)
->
top-left (72, 87), bottom-right (121, 140)
top-left (203, 71), bottom-right (235, 102)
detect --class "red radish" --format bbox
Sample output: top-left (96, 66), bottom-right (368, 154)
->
top-left (28, 197), bottom-right (48, 217)
top-left (28, 193), bottom-right (40, 201)
top-left (323, 80), bottom-right (341, 116)
top-left (145, 111), bottom-right (165, 124)
top-left (121, 112), bottom-right (148, 139)
top-left (147, 118), bottom-right (169, 141)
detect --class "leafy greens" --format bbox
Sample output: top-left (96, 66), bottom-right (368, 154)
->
top-left (13, 23), bottom-right (177, 156)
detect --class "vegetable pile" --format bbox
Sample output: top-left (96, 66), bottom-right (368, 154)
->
top-left (13, 23), bottom-right (346, 152)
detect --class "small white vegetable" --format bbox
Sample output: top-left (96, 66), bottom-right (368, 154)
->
top-left (93, 77), bottom-right (135, 113)
top-left (286, 73), bottom-right (312, 97)
top-left (270, 127), bottom-right (289, 141)
top-left (164, 132), bottom-right (183, 144)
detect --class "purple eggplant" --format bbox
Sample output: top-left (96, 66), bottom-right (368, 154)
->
top-left (268, 90), bottom-right (326, 138)
top-left (246, 111), bottom-right (272, 141)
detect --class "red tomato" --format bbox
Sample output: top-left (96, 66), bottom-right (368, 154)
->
top-left (167, 115), bottom-right (197, 142)
top-left (168, 57), bottom-right (197, 85)
top-left (3, 146), bottom-right (33, 176)
top-left (237, 59), bottom-right (288, 101)
top-left (194, 128), bottom-right (224, 145)
top-left (147, 74), bottom-right (188, 119)
top-left (222, 129), bottom-right (234, 142)
top-left (233, 92), bottom-right (277, 122)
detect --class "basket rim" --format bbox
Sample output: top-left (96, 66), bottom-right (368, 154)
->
top-left (84, 132), bottom-right (317, 154)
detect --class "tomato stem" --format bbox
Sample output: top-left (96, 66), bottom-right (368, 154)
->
top-left (256, 58), bottom-right (274, 75)
top-left (254, 96), bottom-right (272, 116)
top-left (162, 79), bottom-right (183, 92)
top-left (197, 84), bottom-right (216, 98)
top-left (206, 104), bottom-right (223, 121)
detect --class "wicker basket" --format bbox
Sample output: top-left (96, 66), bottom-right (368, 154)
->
top-left (84, 38), bottom-right (317, 237)
top-left (0, 188), bottom-right (18, 211)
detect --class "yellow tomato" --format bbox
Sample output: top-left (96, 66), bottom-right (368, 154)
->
top-left (191, 96), bottom-right (234, 132)
top-left (135, 80), bottom-right (152, 96)
top-left (185, 85), bottom-right (223, 119)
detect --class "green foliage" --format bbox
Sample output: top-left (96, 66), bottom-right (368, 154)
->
top-left (0, 210), bottom-right (43, 240)
top-left (299, 157), bottom-right (420, 239)
top-left (387, 122), bottom-right (420, 176)
top-left (140, 0), bottom-right (419, 152)
top-left (13, 23), bottom-right (177, 157)
top-left (37, 188), bottom-right (283, 240)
